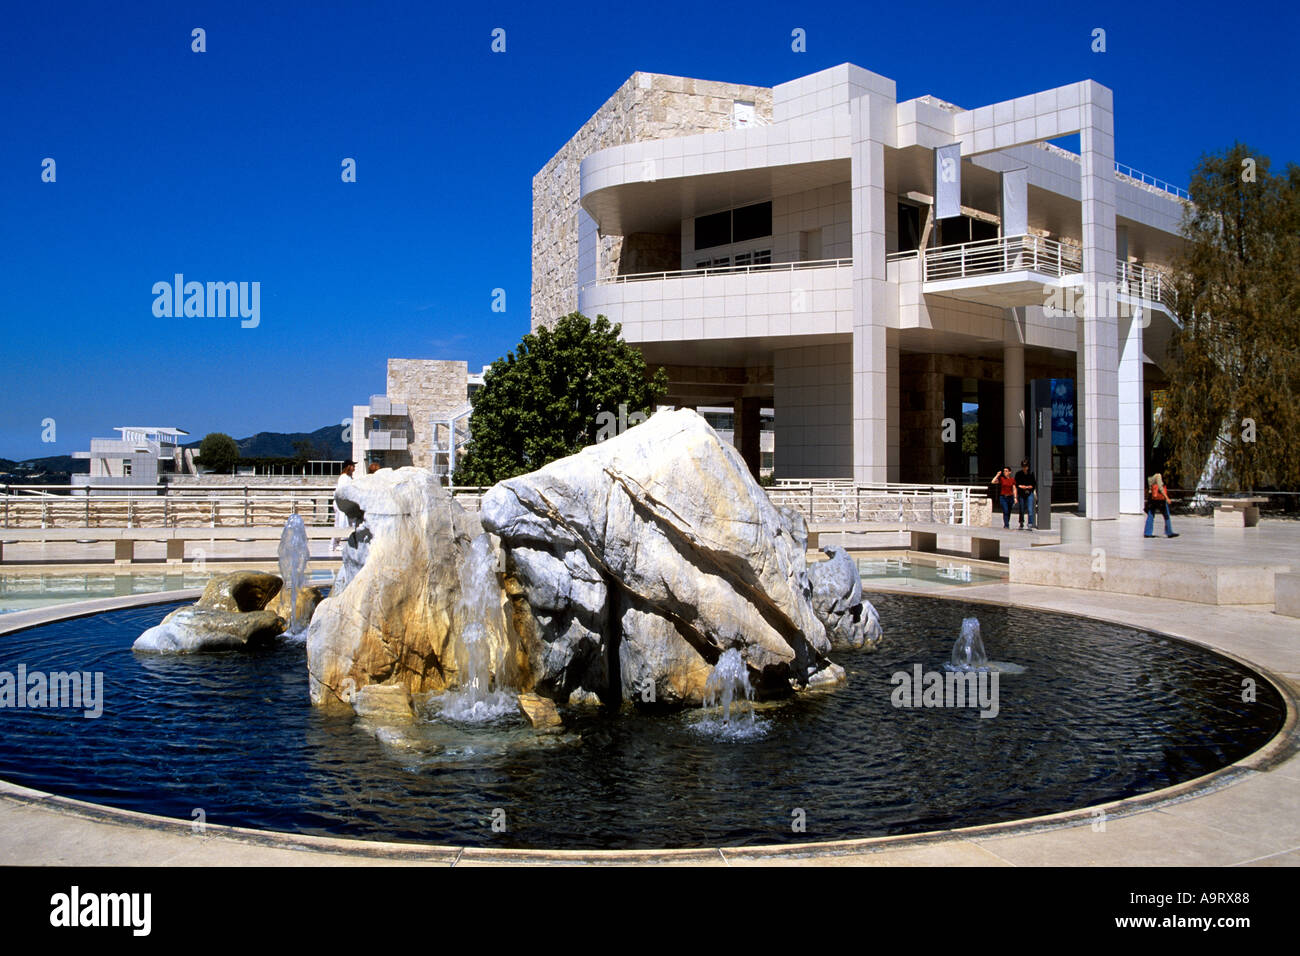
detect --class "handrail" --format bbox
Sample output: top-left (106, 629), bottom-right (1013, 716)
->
top-left (1115, 259), bottom-right (1178, 313)
top-left (766, 483), bottom-right (978, 526)
top-left (923, 234), bottom-right (1082, 282)
top-left (581, 257), bottom-right (852, 290)
top-left (1113, 162), bottom-right (1191, 201)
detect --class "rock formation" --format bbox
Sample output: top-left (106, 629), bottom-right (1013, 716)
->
top-left (480, 408), bottom-right (838, 706)
top-left (264, 585), bottom-right (326, 630)
top-left (304, 411), bottom-right (876, 717)
top-left (808, 546), bottom-right (883, 651)
top-left (196, 571), bottom-right (282, 613)
top-left (133, 607), bottom-right (284, 653)
top-left (133, 569), bottom-right (322, 654)
top-left (305, 467), bottom-right (524, 710)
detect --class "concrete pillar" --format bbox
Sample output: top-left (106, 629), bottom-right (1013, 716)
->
top-left (1077, 83), bottom-right (1119, 518)
top-left (1004, 308), bottom-right (1026, 467)
top-left (850, 92), bottom-right (892, 484)
top-left (733, 396), bottom-right (762, 480)
top-left (1118, 305), bottom-right (1145, 513)
top-left (887, 334), bottom-right (900, 482)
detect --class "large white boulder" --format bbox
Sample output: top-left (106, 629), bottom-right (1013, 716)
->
top-left (808, 546), bottom-right (883, 651)
top-left (480, 409), bottom-right (835, 705)
top-left (133, 607), bottom-right (284, 653)
top-left (306, 467), bottom-right (525, 709)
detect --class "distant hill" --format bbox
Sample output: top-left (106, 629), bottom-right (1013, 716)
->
top-left (185, 424), bottom-right (351, 460)
top-left (0, 454), bottom-right (85, 473)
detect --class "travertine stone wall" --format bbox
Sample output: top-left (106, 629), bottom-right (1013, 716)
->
top-left (532, 72), bottom-right (773, 329)
top-left (386, 359), bottom-right (468, 471)
top-left (618, 233), bottom-right (680, 275)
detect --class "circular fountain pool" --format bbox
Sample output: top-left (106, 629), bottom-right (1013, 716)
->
top-left (0, 593), bottom-right (1284, 850)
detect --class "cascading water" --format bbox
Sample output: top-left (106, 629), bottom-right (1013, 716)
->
top-left (946, 617), bottom-right (988, 671)
top-left (439, 534), bottom-right (516, 723)
top-left (278, 514), bottom-right (311, 636)
top-left (693, 647), bottom-right (768, 740)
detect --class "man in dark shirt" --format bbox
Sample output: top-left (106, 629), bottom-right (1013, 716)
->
top-left (1015, 458), bottom-right (1038, 530)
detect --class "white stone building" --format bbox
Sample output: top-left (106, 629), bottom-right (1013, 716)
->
top-left (72, 426), bottom-right (191, 492)
top-left (351, 359), bottom-right (473, 477)
top-left (534, 65), bottom-right (1186, 517)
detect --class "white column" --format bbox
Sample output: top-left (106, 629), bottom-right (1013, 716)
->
top-left (1077, 83), bottom-right (1119, 518)
top-left (887, 333), bottom-right (900, 481)
top-left (851, 94), bottom-right (890, 484)
top-left (1118, 305), bottom-right (1145, 512)
top-left (1004, 308), bottom-right (1025, 466)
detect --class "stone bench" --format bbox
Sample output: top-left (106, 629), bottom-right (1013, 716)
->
top-left (906, 521), bottom-right (1058, 561)
top-left (806, 520), bottom-right (1058, 561)
top-left (1206, 497), bottom-right (1270, 528)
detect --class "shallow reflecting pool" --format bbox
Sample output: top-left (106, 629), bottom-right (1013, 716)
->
top-left (0, 593), bottom-right (1282, 849)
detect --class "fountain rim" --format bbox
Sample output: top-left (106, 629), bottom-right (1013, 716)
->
top-left (0, 588), bottom-right (1295, 864)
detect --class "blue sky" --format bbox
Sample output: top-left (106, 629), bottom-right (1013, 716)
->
top-left (2, 0), bottom-right (1296, 460)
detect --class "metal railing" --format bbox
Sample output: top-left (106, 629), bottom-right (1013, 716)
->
top-left (923, 234), bottom-right (1083, 282)
top-left (1114, 162), bottom-right (1191, 201)
top-left (432, 405), bottom-right (475, 477)
top-left (1116, 259), bottom-right (1178, 313)
top-left (580, 257), bottom-right (852, 291)
top-left (1, 482), bottom-right (495, 529)
top-left (766, 481), bottom-right (980, 526)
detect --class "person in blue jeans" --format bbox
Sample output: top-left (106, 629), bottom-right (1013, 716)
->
top-left (996, 466), bottom-right (1017, 528)
top-left (1144, 473), bottom-right (1179, 538)
top-left (1015, 459), bottom-right (1037, 530)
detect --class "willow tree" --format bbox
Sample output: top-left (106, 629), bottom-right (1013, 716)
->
top-left (454, 313), bottom-right (669, 485)
top-left (1162, 145), bottom-right (1300, 491)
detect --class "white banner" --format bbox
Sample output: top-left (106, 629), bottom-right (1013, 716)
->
top-left (1001, 167), bottom-right (1028, 237)
top-left (935, 144), bottom-right (962, 219)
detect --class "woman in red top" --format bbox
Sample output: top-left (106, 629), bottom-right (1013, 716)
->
top-left (997, 466), bottom-right (1017, 529)
top-left (1144, 472), bottom-right (1179, 538)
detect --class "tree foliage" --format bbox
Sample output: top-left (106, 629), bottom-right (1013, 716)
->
top-left (1162, 144), bottom-right (1300, 491)
top-left (197, 432), bottom-right (240, 474)
top-left (453, 313), bottom-right (669, 485)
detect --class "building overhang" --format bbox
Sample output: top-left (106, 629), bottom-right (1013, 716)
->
top-left (923, 272), bottom-right (1077, 309)
top-left (581, 159), bottom-right (849, 236)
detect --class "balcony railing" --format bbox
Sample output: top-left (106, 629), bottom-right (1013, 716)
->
top-left (580, 257), bottom-right (852, 291)
top-left (1113, 163), bottom-right (1191, 201)
top-left (923, 234), bottom-right (1083, 282)
top-left (1116, 260), bottom-right (1177, 313)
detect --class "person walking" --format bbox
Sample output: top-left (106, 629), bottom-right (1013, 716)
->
top-left (1015, 458), bottom-right (1038, 531)
top-left (996, 466), bottom-right (1017, 529)
top-left (330, 460), bottom-right (357, 553)
top-left (1144, 472), bottom-right (1179, 538)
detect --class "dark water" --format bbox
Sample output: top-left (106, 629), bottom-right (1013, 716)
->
top-left (0, 594), bottom-right (1283, 849)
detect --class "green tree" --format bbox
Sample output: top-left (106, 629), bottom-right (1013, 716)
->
top-left (197, 432), bottom-right (240, 474)
top-left (1162, 145), bottom-right (1300, 491)
top-left (454, 313), bottom-right (669, 485)
top-left (961, 421), bottom-right (978, 456)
